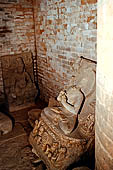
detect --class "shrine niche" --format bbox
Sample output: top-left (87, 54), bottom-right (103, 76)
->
top-left (1, 52), bottom-right (37, 112)
top-left (29, 57), bottom-right (96, 170)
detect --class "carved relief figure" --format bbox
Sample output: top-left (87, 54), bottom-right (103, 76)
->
top-left (12, 57), bottom-right (33, 99)
top-left (1, 52), bottom-right (37, 111)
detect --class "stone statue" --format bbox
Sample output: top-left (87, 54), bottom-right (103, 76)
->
top-left (43, 58), bottom-right (96, 135)
top-left (29, 58), bottom-right (96, 170)
top-left (44, 86), bottom-right (83, 135)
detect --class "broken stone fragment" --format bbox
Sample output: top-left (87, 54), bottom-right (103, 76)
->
top-left (0, 112), bottom-right (13, 135)
top-left (28, 109), bottom-right (42, 128)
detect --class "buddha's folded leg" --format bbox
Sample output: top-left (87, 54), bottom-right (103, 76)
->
top-left (59, 114), bottom-right (77, 135)
top-left (44, 107), bottom-right (62, 119)
top-left (44, 107), bottom-right (78, 134)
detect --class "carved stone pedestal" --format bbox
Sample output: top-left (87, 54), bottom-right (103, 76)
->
top-left (29, 110), bottom-right (94, 170)
top-left (29, 58), bottom-right (96, 170)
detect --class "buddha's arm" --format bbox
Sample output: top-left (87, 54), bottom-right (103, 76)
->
top-left (61, 91), bottom-right (84, 115)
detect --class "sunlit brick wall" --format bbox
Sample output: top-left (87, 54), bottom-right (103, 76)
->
top-left (96, 0), bottom-right (113, 169)
top-left (0, 0), bottom-right (35, 95)
top-left (35, 0), bottom-right (97, 101)
top-left (0, 0), bottom-right (97, 102)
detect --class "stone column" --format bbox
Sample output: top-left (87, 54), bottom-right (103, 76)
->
top-left (96, 0), bottom-right (113, 169)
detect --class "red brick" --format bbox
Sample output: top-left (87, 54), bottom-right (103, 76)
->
top-left (87, 16), bottom-right (95, 22)
top-left (0, 0), bottom-right (97, 103)
top-left (87, 0), bottom-right (97, 4)
top-left (81, 0), bottom-right (87, 5)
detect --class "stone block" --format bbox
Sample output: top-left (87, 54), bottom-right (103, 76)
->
top-left (1, 52), bottom-right (37, 112)
top-left (0, 112), bottom-right (12, 135)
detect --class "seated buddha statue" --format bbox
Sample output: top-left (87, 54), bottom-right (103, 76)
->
top-left (43, 58), bottom-right (96, 136)
top-left (29, 58), bottom-right (96, 170)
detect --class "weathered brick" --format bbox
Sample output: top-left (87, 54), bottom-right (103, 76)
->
top-left (87, 0), bottom-right (97, 4)
top-left (0, 0), bottom-right (97, 103)
top-left (81, 0), bottom-right (87, 5)
top-left (0, 0), bottom-right (35, 95)
top-left (87, 16), bottom-right (95, 22)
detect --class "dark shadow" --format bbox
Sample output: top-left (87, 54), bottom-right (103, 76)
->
top-left (67, 146), bottom-right (95, 170)
top-left (0, 92), bottom-right (15, 129)
top-left (31, 53), bottom-right (40, 103)
top-left (72, 90), bottom-right (85, 131)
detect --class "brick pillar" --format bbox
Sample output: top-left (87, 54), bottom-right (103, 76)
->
top-left (96, 0), bottom-right (113, 169)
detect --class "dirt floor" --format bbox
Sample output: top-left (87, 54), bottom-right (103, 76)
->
top-left (0, 99), bottom-right (47, 170)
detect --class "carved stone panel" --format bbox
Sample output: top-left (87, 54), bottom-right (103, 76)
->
top-left (29, 116), bottom-right (88, 170)
top-left (1, 52), bottom-right (37, 112)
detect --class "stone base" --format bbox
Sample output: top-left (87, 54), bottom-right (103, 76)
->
top-left (29, 111), bottom-right (94, 170)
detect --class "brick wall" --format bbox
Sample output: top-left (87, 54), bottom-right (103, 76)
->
top-left (0, 0), bottom-right (97, 102)
top-left (96, 0), bottom-right (113, 169)
top-left (35, 0), bottom-right (97, 101)
top-left (0, 0), bottom-right (36, 95)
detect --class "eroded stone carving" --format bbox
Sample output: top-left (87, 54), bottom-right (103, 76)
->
top-left (1, 52), bottom-right (37, 112)
top-left (0, 112), bottom-right (12, 135)
top-left (29, 58), bottom-right (96, 170)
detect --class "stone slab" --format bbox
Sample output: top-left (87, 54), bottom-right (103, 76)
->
top-left (1, 52), bottom-right (37, 112)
